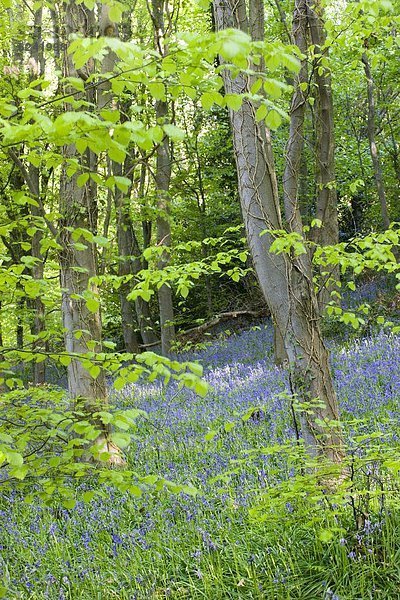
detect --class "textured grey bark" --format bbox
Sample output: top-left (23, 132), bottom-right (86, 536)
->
top-left (362, 52), bottom-right (391, 230)
top-left (213, 0), bottom-right (343, 461)
top-left (283, 0), bottom-right (308, 233)
top-left (276, 0), bottom-right (308, 366)
top-left (307, 0), bottom-right (340, 312)
top-left (60, 1), bottom-right (121, 462)
top-left (150, 0), bottom-right (176, 355)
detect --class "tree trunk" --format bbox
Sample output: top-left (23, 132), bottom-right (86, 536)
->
top-left (213, 0), bottom-right (343, 462)
top-left (150, 0), bottom-right (176, 356)
top-left (98, 4), bottom-right (157, 351)
top-left (155, 99), bottom-right (175, 356)
top-left (114, 160), bottom-right (142, 355)
top-left (30, 7), bottom-right (46, 385)
top-left (98, 5), bottom-right (139, 355)
top-left (307, 0), bottom-right (340, 312)
top-left (362, 52), bottom-right (391, 230)
top-left (278, 0), bottom-right (308, 366)
top-left (60, 0), bottom-right (122, 463)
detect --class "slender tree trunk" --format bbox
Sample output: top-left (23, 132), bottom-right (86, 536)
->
top-left (50, 7), bottom-right (61, 63)
top-left (16, 297), bottom-right (24, 350)
top-left (30, 7), bottom-right (46, 385)
top-left (98, 4), bottom-right (156, 350)
top-left (277, 0), bottom-right (308, 367)
top-left (386, 112), bottom-right (400, 186)
top-left (115, 190), bottom-right (140, 355)
top-left (150, 0), bottom-right (176, 355)
top-left (213, 0), bottom-right (343, 462)
top-left (60, 0), bottom-right (122, 463)
top-left (283, 0), bottom-right (308, 233)
top-left (0, 302), bottom-right (6, 394)
top-left (362, 52), bottom-right (391, 230)
top-left (114, 156), bottom-right (143, 355)
top-left (98, 5), bottom-right (139, 355)
top-left (155, 99), bottom-right (175, 355)
top-left (307, 0), bottom-right (340, 312)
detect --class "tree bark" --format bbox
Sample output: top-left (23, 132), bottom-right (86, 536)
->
top-left (60, 0), bottom-right (122, 463)
top-left (213, 0), bottom-right (343, 462)
top-left (29, 7), bottom-right (46, 385)
top-left (362, 51), bottom-right (391, 230)
top-left (150, 0), bottom-right (176, 356)
top-left (307, 0), bottom-right (340, 312)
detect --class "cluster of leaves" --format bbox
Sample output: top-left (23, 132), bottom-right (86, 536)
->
top-left (0, 380), bottom-right (201, 506)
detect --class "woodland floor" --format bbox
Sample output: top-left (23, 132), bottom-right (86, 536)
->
top-left (1, 310), bottom-right (400, 599)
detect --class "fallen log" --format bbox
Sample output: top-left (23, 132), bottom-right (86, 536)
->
top-left (138, 308), bottom-right (269, 349)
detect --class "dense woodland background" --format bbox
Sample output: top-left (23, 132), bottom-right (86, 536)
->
top-left (0, 0), bottom-right (398, 364)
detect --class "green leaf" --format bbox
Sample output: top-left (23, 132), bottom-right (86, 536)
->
top-left (265, 110), bottom-right (282, 129)
top-left (263, 79), bottom-right (283, 98)
top-left (83, 491), bottom-right (95, 503)
top-left (6, 451), bottom-right (23, 467)
top-left (200, 92), bottom-right (215, 110)
top-left (10, 465), bottom-right (28, 480)
top-left (110, 432), bottom-right (131, 448)
top-left (100, 110), bottom-right (120, 123)
top-left (225, 94), bottom-right (243, 110)
top-left (114, 176), bottom-right (132, 192)
top-left (114, 377), bottom-right (125, 391)
top-left (163, 124), bottom-right (185, 141)
top-left (180, 284), bottom-right (189, 298)
top-left (86, 298), bottom-right (100, 313)
top-left (318, 529), bottom-right (334, 543)
top-left (76, 139), bottom-right (88, 154)
top-left (89, 365), bottom-right (101, 379)
top-left (194, 379), bottom-right (208, 397)
top-left (62, 499), bottom-right (76, 510)
top-left (108, 3), bottom-right (123, 23)
top-left (148, 82), bottom-right (166, 101)
top-left (205, 430), bottom-right (218, 441)
top-left (129, 485), bottom-right (143, 497)
top-left (108, 144), bottom-right (126, 163)
top-left (162, 57), bottom-right (176, 74)
top-left (255, 104), bottom-right (268, 122)
top-left (188, 362), bottom-right (203, 377)
top-left (77, 173), bottom-right (89, 187)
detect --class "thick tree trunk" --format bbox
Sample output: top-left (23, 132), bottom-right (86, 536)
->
top-left (362, 52), bottom-right (391, 230)
top-left (307, 0), bottom-right (340, 312)
top-left (60, 0), bottom-right (121, 463)
top-left (213, 0), bottom-right (343, 462)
